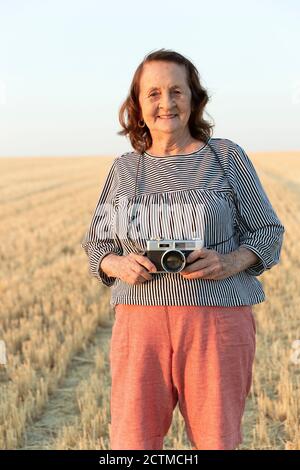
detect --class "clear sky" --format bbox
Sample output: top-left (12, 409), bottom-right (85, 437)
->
top-left (0, 0), bottom-right (299, 156)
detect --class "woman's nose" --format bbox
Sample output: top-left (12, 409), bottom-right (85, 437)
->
top-left (158, 93), bottom-right (176, 112)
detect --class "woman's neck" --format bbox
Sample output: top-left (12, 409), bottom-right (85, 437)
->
top-left (147, 136), bottom-right (202, 157)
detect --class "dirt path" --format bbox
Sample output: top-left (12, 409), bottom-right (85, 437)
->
top-left (18, 322), bottom-right (112, 450)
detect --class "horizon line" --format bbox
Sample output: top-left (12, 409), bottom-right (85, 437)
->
top-left (0, 149), bottom-right (300, 158)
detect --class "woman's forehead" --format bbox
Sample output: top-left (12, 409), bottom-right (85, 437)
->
top-left (140, 61), bottom-right (187, 89)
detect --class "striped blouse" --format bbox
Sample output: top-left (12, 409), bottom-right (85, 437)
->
top-left (81, 137), bottom-right (285, 308)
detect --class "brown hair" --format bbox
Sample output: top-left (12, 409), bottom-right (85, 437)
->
top-left (117, 48), bottom-right (215, 155)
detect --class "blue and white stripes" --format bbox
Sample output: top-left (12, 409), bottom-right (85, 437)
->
top-left (81, 137), bottom-right (285, 308)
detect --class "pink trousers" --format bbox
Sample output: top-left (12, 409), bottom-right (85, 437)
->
top-left (109, 304), bottom-right (256, 450)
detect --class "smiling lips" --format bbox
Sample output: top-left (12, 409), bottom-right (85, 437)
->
top-left (158, 114), bottom-right (177, 119)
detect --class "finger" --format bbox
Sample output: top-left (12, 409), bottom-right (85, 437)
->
top-left (132, 265), bottom-right (153, 281)
top-left (186, 248), bottom-right (208, 264)
top-left (180, 267), bottom-right (213, 279)
top-left (130, 271), bottom-right (148, 284)
top-left (181, 259), bottom-right (209, 274)
top-left (136, 275), bottom-right (148, 284)
top-left (136, 254), bottom-right (157, 272)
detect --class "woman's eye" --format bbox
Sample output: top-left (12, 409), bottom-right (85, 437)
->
top-left (149, 90), bottom-right (180, 97)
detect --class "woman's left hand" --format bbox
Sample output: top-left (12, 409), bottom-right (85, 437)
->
top-left (180, 247), bottom-right (237, 280)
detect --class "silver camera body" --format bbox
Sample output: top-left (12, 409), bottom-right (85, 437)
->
top-left (145, 238), bottom-right (204, 273)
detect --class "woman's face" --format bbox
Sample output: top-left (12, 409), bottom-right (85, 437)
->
top-left (138, 61), bottom-right (193, 140)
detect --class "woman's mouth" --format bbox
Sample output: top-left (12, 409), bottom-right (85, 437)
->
top-left (158, 114), bottom-right (177, 119)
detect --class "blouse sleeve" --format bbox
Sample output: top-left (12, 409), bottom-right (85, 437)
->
top-left (228, 142), bottom-right (285, 276)
top-left (81, 158), bottom-right (123, 287)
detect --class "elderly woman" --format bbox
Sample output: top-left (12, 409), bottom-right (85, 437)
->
top-left (81, 49), bottom-right (285, 450)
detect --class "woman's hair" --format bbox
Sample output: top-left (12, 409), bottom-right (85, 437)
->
top-left (117, 48), bottom-right (215, 154)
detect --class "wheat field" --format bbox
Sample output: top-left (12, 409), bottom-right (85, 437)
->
top-left (0, 151), bottom-right (299, 450)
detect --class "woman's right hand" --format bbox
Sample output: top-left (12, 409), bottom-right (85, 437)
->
top-left (100, 252), bottom-right (157, 285)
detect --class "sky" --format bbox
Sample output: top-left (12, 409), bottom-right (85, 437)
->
top-left (0, 0), bottom-right (299, 157)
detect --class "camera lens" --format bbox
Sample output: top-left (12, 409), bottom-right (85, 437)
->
top-left (161, 250), bottom-right (185, 273)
